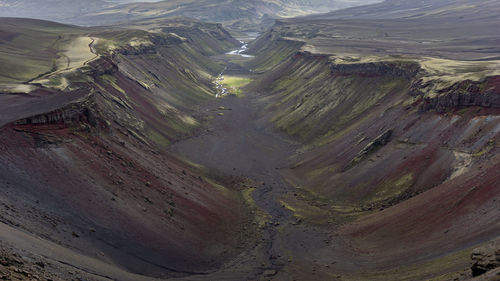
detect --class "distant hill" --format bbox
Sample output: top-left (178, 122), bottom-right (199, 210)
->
top-left (0, 0), bottom-right (112, 21)
top-left (316, 0), bottom-right (500, 21)
top-left (109, 0), bottom-right (160, 2)
top-left (0, 0), bottom-right (382, 33)
top-left (280, 0), bottom-right (500, 60)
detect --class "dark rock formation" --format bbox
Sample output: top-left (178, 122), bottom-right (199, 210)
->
top-left (88, 57), bottom-right (118, 76)
top-left (358, 129), bottom-right (393, 156)
top-left (330, 61), bottom-right (420, 80)
top-left (416, 76), bottom-right (500, 112)
top-left (471, 237), bottom-right (500, 277)
top-left (13, 91), bottom-right (97, 126)
top-left (117, 44), bottom-right (157, 56)
top-left (344, 129), bottom-right (393, 171)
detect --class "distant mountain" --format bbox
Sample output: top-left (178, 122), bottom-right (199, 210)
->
top-left (71, 0), bottom-right (381, 32)
top-left (316, 0), bottom-right (500, 21)
top-left (0, 0), bottom-right (111, 21)
top-left (0, 0), bottom-right (381, 33)
top-left (285, 0), bottom-right (500, 60)
top-left (109, 0), bottom-right (161, 2)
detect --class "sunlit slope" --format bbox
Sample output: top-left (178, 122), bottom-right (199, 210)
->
top-left (0, 18), bottom-right (88, 84)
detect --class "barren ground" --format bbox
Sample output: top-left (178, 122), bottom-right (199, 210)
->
top-left (169, 58), bottom-right (362, 281)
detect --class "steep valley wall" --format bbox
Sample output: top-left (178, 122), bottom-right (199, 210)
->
top-left (0, 22), bottom-right (257, 279)
top-left (248, 33), bottom-right (500, 274)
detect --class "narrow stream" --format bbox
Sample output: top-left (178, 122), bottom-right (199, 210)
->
top-left (215, 68), bottom-right (227, 98)
top-left (215, 41), bottom-right (255, 98)
top-left (226, 41), bottom-right (255, 58)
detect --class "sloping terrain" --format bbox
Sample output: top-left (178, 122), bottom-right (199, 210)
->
top-left (276, 0), bottom-right (500, 60)
top-left (0, 0), bottom-right (499, 280)
top-left (0, 18), bottom-right (88, 85)
top-left (237, 0), bottom-right (500, 279)
top-left (0, 18), bottom-right (262, 280)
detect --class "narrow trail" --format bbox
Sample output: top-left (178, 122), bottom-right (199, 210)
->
top-left (168, 48), bottom-right (341, 280)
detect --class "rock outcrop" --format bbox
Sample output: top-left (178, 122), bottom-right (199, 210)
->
top-left (415, 76), bottom-right (500, 112)
top-left (88, 57), bottom-right (118, 76)
top-left (344, 129), bottom-right (393, 171)
top-left (12, 91), bottom-right (97, 127)
top-left (471, 237), bottom-right (500, 277)
top-left (330, 61), bottom-right (420, 80)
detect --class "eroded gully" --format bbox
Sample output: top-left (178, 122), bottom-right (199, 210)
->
top-left (168, 46), bottom-right (338, 281)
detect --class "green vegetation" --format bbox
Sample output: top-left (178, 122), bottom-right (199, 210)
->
top-left (86, 19), bottom-right (237, 145)
top-left (247, 38), bottom-right (304, 73)
top-left (98, 74), bottom-right (126, 94)
top-left (0, 19), bottom-right (86, 85)
top-left (243, 187), bottom-right (270, 228)
top-left (222, 76), bottom-right (253, 96)
top-left (92, 29), bottom-right (153, 54)
top-left (369, 173), bottom-right (414, 204)
top-left (260, 52), bottom-right (409, 146)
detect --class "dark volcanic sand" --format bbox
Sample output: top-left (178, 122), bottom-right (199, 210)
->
top-left (168, 70), bottom-right (356, 280)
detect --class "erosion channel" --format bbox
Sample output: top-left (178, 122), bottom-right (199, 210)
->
top-left (169, 43), bottom-right (341, 281)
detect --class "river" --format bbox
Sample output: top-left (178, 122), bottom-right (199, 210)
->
top-left (226, 41), bottom-right (255, 58)
top-left (216, 41), bottom-right (256, 98)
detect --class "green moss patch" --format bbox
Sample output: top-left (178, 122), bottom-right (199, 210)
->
top-left (222, 75), bottom-right (253, 96)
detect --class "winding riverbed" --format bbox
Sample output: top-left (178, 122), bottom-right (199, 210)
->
top-left (171, 47), bottom-right (340, 279)
top-left (227, 42), bottom-right (255, 58)
top-left (215, 41), bottom-right (255, 98)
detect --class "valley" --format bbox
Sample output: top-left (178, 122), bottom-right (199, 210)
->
top-left (0, 0), bottom-right (499, 280)
top-left (167, 30), bottom-right (500, 279)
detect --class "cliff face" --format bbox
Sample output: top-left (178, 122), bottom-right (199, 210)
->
top-left (415, 76), bottom-right (500, 112)
top-left (0, 19), bottom-right (254, 279)
top-left (12, 91), bottom-right (97, 126)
